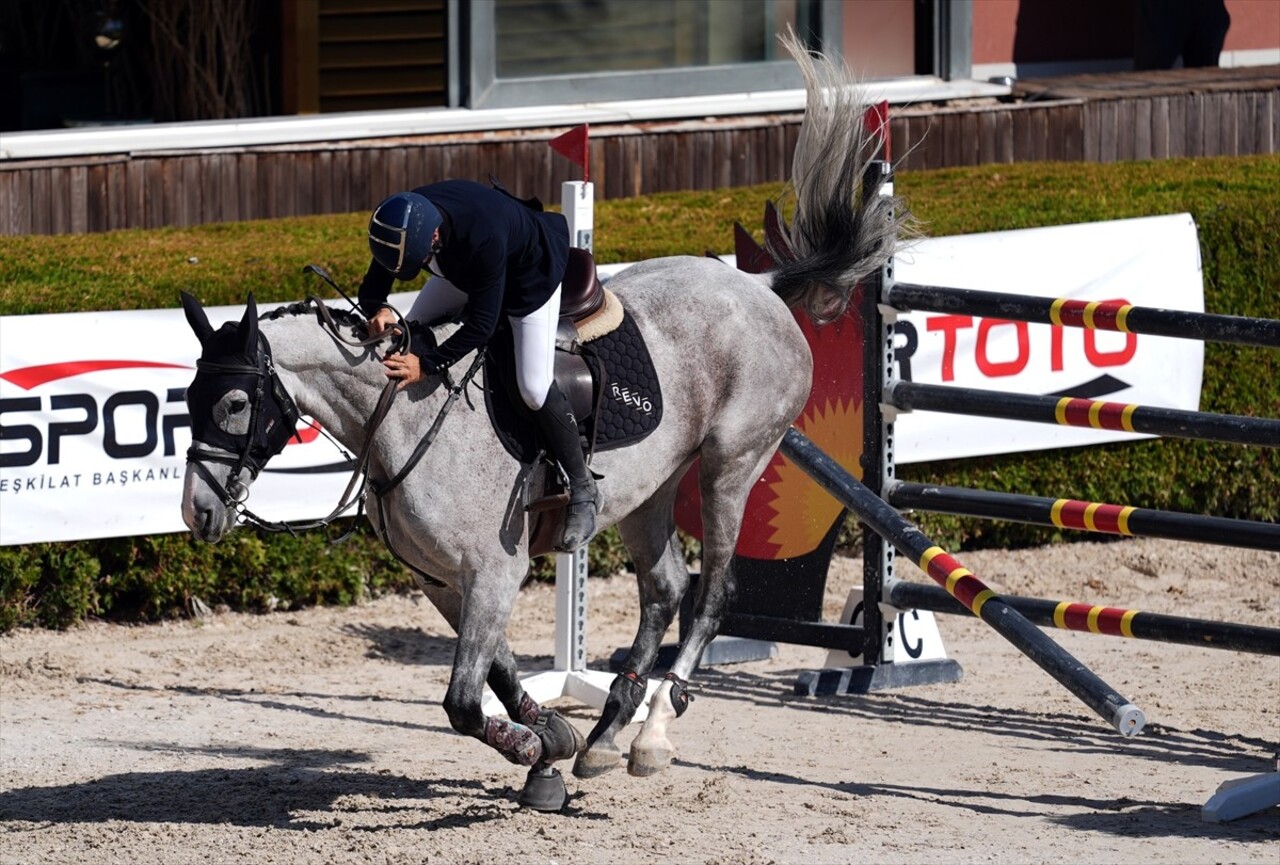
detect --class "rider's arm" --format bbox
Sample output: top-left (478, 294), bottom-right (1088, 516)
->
top-left (357, 258), bottom-right (396, 317)
top-left (420, 238), bottom-right (505, 371)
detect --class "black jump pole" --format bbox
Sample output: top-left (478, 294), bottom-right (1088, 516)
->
top-left (779, 427), bottom-right (1146, 737)
top-left (886, 283), bottom-right (1280, 350)
top-left (885, 481), bottom-right (1280, 552)
top-left (887, 581), bottom-right (1280, 656)
top-left (888, 381), bottom-right (1280, 449)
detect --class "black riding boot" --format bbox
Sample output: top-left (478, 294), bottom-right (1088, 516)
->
top-left (533, 382), bottom-right (599, 551)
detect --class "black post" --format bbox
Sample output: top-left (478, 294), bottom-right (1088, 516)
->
top-left (859, 159), bottom-right (894, 668)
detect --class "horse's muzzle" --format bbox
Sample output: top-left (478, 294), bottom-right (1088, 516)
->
top-left (182, 466), bottom-right (233, 543)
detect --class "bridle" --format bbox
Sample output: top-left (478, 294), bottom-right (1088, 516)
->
top-left (185, 327), bottom-right (302, 517)
top-left (186, 296), bottom-right (483, 547)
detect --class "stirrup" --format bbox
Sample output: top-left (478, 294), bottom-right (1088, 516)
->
top-left (524, 449), bottom-right (569, 514)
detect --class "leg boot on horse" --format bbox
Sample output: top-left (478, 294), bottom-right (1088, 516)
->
top-left (517, 701), bottom-right (588, 811)
top-left (533, 381), bottom-right (600, 550)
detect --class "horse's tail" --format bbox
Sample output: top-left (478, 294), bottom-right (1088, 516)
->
top-left (767, 31), bottom-right (912, 324)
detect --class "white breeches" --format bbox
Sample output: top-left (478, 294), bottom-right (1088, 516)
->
top-left (408, 278), bottom-right (561, 411)
top-left (507, 287), bottom-right (561, 410)
top-left (406, 276), bottom-right (468, 325)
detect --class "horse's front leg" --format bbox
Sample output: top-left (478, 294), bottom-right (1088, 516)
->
top-left (574, 499), bottom-right (688, 779)
top-left (422, 584), bottom-right (542, 727)
top-left (442, 575), bottom-right (584, 771)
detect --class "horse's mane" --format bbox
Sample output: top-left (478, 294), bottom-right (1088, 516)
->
top-left (260, 299), bottom-right (362, 326)
top-left (258, 299), bottom-right (442, 361)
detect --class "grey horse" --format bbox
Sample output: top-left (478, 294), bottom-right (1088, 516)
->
top-left (179, 35), bottom-right (902, 808)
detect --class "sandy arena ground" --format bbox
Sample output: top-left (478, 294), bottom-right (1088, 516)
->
top-left (1, 536), bottom-right (1277, 864)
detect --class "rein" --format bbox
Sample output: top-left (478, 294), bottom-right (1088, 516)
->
top-left (188, 294), bottom-right (486, 587)
top-left (239, 298), bottom-right (407, 536)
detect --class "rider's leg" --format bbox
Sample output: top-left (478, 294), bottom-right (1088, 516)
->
top-left (511, 287), bottom-right (600, 551)
top-left (508, 286), bottom-right (559, 411)
top-left (406, 275), bottom-right (467, 326)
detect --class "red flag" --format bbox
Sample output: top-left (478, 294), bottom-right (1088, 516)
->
top-left (862, 101), bottom-right (891, 162)
top-left (549, 123), bottom-right (590, 182)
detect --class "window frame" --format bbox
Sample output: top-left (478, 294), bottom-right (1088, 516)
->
top-left (455, 0), bottom-right (846, 109)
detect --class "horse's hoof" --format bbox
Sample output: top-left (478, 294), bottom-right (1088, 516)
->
top-left (573, 744), bottom-right (622, 779)
top-left (627, 741), bottom-right (674, 777)
top-left (518, 766), bottom-right (568, 812)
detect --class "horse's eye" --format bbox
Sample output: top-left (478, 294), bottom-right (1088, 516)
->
top-left (230, 398), bottom-right (248, 413)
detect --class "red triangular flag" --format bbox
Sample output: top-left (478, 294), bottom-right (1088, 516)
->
top-left (863, 101), bottom-right (891, 162)
top-left (549, 124), bottom-right (590, 182)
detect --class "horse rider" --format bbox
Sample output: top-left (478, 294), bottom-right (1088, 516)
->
top-left (358, 179), bottom-right (599, 551)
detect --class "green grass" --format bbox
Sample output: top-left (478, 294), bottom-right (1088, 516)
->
top-left (3, 155), bottom-right (1276, 314)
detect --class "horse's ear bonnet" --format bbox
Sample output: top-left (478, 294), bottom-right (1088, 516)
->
top-left (368, 191), bottom-right (441, 282)
top-left (238, 294), bottom-right (259, 358)
top-left (180, 291), bottom-right (260, 363)
top-left (182, 291), bottom-right (215, 345)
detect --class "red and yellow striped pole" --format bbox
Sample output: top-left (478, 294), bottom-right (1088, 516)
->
top-left (918, 546), bottom-right (995, 616)
top-left (887, 283), bottom-right (1280, 349)
top-left (780, 427), bottom-right (1147, 736)
top-left (885, 481), bottom-right (1280, 551)
top-left (1052, 397), bottom-right (1138, 432)
top-left (1052, 601), bottom-right (1139, 638)
top-left (887, 580), bottom-right (1280, 655)
top-left (1049, 298), bottom-right (1134, 333)
top-left (1049, 499), bottom-right (1135, 535)
top-left (890, 381), bottom-right (1280, 449)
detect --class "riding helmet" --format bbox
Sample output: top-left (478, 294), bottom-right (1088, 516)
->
top-left (368, 191), bottom-right (442, 281)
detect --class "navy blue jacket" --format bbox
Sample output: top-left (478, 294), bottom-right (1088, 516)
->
top-left (358, 179), bottom-right (570, 369)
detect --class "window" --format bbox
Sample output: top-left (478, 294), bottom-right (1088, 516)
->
top-left (462, 0), bottom-right (837, 108)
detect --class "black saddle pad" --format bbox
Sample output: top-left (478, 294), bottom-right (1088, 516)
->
top-left (484, 310), bottom-right (663, 463)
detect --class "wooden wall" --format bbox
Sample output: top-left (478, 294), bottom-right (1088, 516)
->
top-left (2, 75), bottom-right (1277, 236)
top-left (893, 89), bottom-right (1279, 171)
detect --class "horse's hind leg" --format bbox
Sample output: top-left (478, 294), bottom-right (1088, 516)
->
top-left (628, 442), bottom-right (773, 777)
top-left (574, 493), bottom-right (689, 779)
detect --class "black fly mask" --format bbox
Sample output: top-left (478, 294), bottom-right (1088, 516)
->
top-left (181, 292), bottom-right (301, 508)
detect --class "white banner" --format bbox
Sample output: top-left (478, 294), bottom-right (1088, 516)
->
top-left (0, 292), bottom-right (416, 545)
top-left (2, 214), bottom-right (1202, 545)
top-left (890, 213), bottom-right (1203, 463)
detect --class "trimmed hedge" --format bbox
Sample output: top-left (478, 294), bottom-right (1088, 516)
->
top-left (0, 527), bottom-right (409, 633)
top-left (894, 158), bottom-right (1279, 547)
top-left (1, 155), bottom-right (1277, 631)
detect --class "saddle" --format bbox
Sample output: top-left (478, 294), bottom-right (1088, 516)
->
top-left (482, 248), bottom-right (663, 556)
top-left (551, 246), bottom-right (622, 418)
